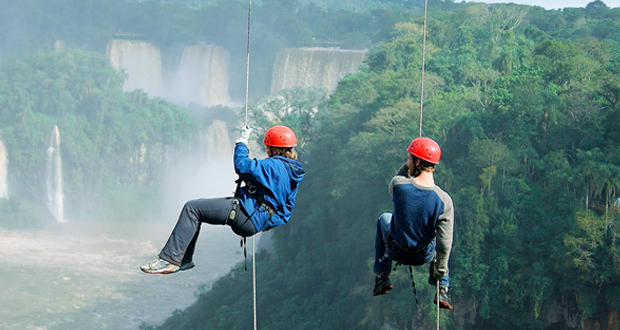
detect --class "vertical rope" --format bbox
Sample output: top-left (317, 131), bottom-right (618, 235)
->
top-left (244, 0), bottom-right (252, 127)
top-left (437, 283), bottom-right (440, 330)
top-left (242, 1), bottom-right (257, 329)
top-left (253, 235), bottom-right (257, 330)
top-left (419, 0), bottom-right (428, 138)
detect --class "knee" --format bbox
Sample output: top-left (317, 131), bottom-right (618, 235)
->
top-left (378, 213), bottom-right (392, 228)
top-left (182, 200), bottom-right (201, 218)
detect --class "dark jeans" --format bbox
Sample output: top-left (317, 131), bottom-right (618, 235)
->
top-left (374, 213), bottom-right (449, 287)
top-left (159, 197), bottom-right (257, 265)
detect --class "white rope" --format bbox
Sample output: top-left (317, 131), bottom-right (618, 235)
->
top-left (244, 0), bottom-right (252, 127)
top-left (437, 283), bottom-right (440, 330)
top-left (242, 1), bottom-right (257, 329)
top-left (253, 235), bottom-right (258, 330)
top-left (420, 2), bottom-right (439, 327)
top-left (419, 0), bottom-right (429, 138)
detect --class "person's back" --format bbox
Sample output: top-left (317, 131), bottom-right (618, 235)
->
top-left (390, 178), bottom-right (452, 251)
top-left (372, 137), bottom-right (454, 310)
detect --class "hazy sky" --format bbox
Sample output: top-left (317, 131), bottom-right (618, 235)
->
top-left (463, 0), bottom-right (620, 10)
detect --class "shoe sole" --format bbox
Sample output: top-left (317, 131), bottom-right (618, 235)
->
top-left (434, 299), bottom-right (453, 310)
top-left (141, 266), bottom-right (180, 274)
top-left (179, 262), bottom-right (195, 271)
top-left (373, 285), bottom-right (393, 296)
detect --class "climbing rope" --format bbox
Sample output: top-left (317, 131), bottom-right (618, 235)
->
top-left (252, 232), bottom-right (258, 330)
top-left (437, 283), bottom-right (440, 330)
top-left (241, 1), bottom-right (258, 329)
top-left (244, 0), bottom-right (252, 127)
top-left (418, 0), bottom-right (441, 328)
top-left (419, 0), bottom-right (429, 138)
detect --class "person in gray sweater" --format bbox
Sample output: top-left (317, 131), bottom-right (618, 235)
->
top-left (373, 137), bottom-right (454, 310)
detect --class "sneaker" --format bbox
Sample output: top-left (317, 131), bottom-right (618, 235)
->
top-left (179, 261), bottom-right (195, 271)
top-left (373, 273), bottom-right (393, 296)
top-left (434, 286), bottom-right (453, 310)
top-left (140, 258), bottom-right (180, 274)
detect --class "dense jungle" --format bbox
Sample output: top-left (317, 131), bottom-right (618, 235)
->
top-left (1, 0), bottom-right (620, 329)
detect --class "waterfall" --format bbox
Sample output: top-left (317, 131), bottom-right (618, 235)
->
top-left (106, 40), bottom-right (163, 97)
top-left (46, 125), bottom-right (65, 223)
top-left (270, 47), bottom-right (367, 94)
top-left (171, 45), bottom-right (231, 107)
top-left (205, 120), bottom-right (232, 162)
top-left (0, 138), bottom-right (7, 199)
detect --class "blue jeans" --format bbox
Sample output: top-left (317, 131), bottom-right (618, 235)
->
top-left (159, 197), bottom-right (257, 265)
top-left (374, 213), bottom-right (449, 287)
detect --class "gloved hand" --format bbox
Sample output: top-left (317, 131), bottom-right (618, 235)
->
top-left (432, 262), bottom-right (448, 281)
top-left (396, 163), bottom-right (411, 177)
top-left (236, 125), bottom-right (253, 145)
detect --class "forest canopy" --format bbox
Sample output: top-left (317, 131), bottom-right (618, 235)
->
top-left (147, 1), bottom-right (620, 330)
top-left (1, 0), bottom-right (620, 329)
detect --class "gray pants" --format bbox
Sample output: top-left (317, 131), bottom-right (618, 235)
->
top-left (159, 197), bottom-right (257, 265)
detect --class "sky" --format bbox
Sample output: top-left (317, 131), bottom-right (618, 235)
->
top-left (463, 0), bottom-right (620, 10)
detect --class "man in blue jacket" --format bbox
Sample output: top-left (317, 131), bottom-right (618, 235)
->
top-left (373, 137), bottom-right (454, 310)
top-left (141, 125), bottom-right (305, 274)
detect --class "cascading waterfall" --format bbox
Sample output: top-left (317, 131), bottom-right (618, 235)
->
top-left (270, 47), bottom-right (367, 94)
top-left (46, 125), bottom-right (65, 223)
top-left (106, 40), bottom-right (163, 97)
top-left (205, 120), bottom-right (232, 162)
top-left (172, 45), bottom-right (231, 107)
top-left (0, 138), bottom-right (7, 199)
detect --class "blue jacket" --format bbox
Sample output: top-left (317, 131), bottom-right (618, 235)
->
top-left (233, 143), bottom-right (305, 232)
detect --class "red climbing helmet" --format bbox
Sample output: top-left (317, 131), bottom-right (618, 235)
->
top-left (407, 137), bottom-right (441, 164)
top-left (264, 125), bottom-right (297, 148)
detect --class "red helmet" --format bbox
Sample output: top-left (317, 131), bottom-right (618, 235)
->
top-left (264, 125), bottom-right (297, 148)
top-left (407, 137), bottom-right (441, 164)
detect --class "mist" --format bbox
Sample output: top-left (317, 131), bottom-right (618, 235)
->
top-left (0, 0), bottom-right (369, 328)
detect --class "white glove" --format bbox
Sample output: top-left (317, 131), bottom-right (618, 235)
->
top-left (236, 125), bottom-right (253, 145)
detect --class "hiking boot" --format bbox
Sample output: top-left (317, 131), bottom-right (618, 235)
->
top-left (179, 261), bottom-right (195, 271)
top-left (140, 258), bottom-right (180, 274)
top-left (373, 273), bottom-right (393, 296)
top-left (434, 286), bottom-right (453, 310)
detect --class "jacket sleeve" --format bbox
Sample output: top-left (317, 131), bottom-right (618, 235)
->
top-left (435, 191), bottom-right (454, 277)
top-left (234, 143), bottom-right (267, 179)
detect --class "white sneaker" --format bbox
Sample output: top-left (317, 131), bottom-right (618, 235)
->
top-left (140, 258), bottom-right (180, 274)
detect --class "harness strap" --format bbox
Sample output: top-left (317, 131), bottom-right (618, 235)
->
top-left (387, 232), bottom-right (426, 255)
top-left (241, 236), bottom-right (248, 271)
top-left (393, 262), bottom-right (420, 307)
top-left (408, 265), bottom-right (420, 307)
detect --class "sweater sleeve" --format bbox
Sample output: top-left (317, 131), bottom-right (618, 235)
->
top-left (435, 189), bottom-right (454, 276)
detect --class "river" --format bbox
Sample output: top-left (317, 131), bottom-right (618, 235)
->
top-left (0, 220), bottom-right (244, 329)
